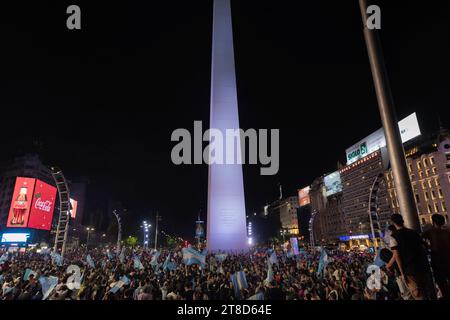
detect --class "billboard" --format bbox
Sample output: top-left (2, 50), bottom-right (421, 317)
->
top-left (70, 198), bottom-right (78, 219)
top-left (324, 171), bottom-right (343, 197)
top-left (27, 180), bottom-right (57, 230)
top-left (346, 112), bottom-right (421, 165)
top-left (1, 233), bottom-right (30, 243)
top-left (6, 177), bottom-right (36, 228)
top-left (298, 186), bottom-right (311, 206)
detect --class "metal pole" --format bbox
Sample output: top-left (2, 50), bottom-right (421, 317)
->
top-left (154, 212), bottom-right (159, 250)
top-left (358, 0), bottom-right (420, 232)
top-left (86, 230), bottom-right (90, 249)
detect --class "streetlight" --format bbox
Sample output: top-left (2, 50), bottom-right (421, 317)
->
top-left (141, 220), bottom-right (151, 249)
top-left (86, 227), bottom-right (94, 248)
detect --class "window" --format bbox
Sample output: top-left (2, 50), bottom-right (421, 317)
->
top-left (419, 172), bottom-right (423, 179)
top-left (408, 164), bottom-right (413, 172)
top-left (424, 192), bottom-right (429, 201)
top-left (434, 203), bottom-right (439, 213)
top-left (426, 169), bottom-right (430, 177)
top-left (423, 158), bottom-right (429, 167)
top-left (417, 162), bottom-right (422, 170)
top-left (428, 180), bottom-right (433, 188)
top-left (415, 194), bottom-right (420, 203)
top-left (421, 181), bottom-right (426, 189)
top-left (427, 204), bottom-right (432, 214)
top-left (432, 167), bottom-right (437, 175)
top-left (411, 174), bottom-right (415, 181)
top-left (442, 202), bottom-right (447, 212)
top-left (430, 157), bottom-right (435, 165)
top-left (431, 189), bottom-right (436, 199)
top-left (438, 188), bottom-right (443, 198)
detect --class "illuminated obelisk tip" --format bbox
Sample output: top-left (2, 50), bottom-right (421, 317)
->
top-left (206, 0), bottom-right (248, 251)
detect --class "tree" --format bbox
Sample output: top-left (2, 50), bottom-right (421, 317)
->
top-left (125, 236), bottom-right (138, 248)
top-left (166, 237), bottom-right (177, 248)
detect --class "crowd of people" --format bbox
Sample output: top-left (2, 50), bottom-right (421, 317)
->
top-left (0, 213), bottom-right (448, 301)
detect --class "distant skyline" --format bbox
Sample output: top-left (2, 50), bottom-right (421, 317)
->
top-left (0, 1), bottom-right (449, 239)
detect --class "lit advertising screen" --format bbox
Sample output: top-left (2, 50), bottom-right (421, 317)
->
top-left (6, 177), bottom-right (36, 228)
top-left (298, 186), bottom-right (311, 206)
top-left (70, 198), bottom-right (78, 219)
top-left (27, 180), bottom-right (57, 230)
top-left (324, 171), bottom-right (343, 196)
top-left (345, 112), bottom-right (421, 165)
top-left (1, 233), bottom-right (30, 243)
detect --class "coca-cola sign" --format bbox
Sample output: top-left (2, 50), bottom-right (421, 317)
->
top-left (6, 177), bottom-right (36, 228)
top-left (27, 180), bottom-right (57, 231)
top-left (34, 198), bottom-right (53, 212)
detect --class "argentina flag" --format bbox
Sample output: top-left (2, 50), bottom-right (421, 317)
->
top-left (150, 250), bottom-right (160, 267)
top-left (317, 248), bottom-right (328, 278)
top-left (133, 256), bottom-right (145, 270)
top-left (119, 247), bottom-right (126, 263)
top-left (51, 252), bottom-right (63, 266)
top-left (264, 260), bottom-right (273, 285)
top-left (163, 253), bottom-right (177, 271)
top-left (86, 254), bottom-right (95, 268)
top-left (230, 271), bottom-right (248, 298)
top-left (39, 276), bottom-right (59, 300)
top-left (0, 252), bottom-right (8, 264)
top-left (182, 247), bottom-right (206, 267)
top-left (214, 253), bottom-right (227, 262)
top-left (23, 268), bottom-right (37, 281)
top-left (269, 252), bottom-right (278, 265)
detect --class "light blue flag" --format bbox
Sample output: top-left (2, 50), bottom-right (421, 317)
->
top-left (150, 251), bottom-right (160, 267)
top-left (248, 292), bottom-right (264, 300)
top-left (269, 252), bottom-right (278, 265)
top-left (133, 256), bottom-right (145, 270)
top-left (107, 251), bottom-right (113, 260)
top-left (0, 253), bottom-right (9, 264)
top-left (317, 248), bottom-right (328, 278)
top-left (230, 271), bottom-right (248, 298)
top-left (51, 252), bottom-right (63, 266)
top-left (373, 249), bottom-right (386, 267)
top-left (265, 260), bottom-right (273, 285)
top-left (86, 255), bottom-right (95, 268)
top-left (120, 275), bottom-right (130, 285)
top-left (39, 276), bottom-right (59, 300)
top-left (215, 253), bottom-right (228, 263)
top-left (286, 249), bottom-right (294, 258)
top-left (119, 247), bottom-right (125, 263)
top-left (40, 248), bottom-right (51, 255)
top-left (182, 247), bottom-right (206, 267)
top-left (163, 253), bottom-right (177, 271)
top-left (23, 268), bottom-right (37, 281)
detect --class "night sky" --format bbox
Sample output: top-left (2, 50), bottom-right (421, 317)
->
top-left (0, 1), bottom-right (449, 239)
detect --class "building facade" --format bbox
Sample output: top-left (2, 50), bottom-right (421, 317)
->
top-left (309, 175), bottom-right (346, 244)
top-left (340, 149), bottom-right (392, 238)
top-left (386, 134), bottom-right (450, 226)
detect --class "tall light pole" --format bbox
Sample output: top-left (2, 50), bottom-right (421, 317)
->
top-left (86, 227), bottom-right (94, 249)
top-left (358, 0), bottom-right (420, 232)
top-left (154, 212), bottom-right (161, 250)
top-left (113, 210), bottom-right (122, 255)
top-left (142, 221), bottom-right (151, 249)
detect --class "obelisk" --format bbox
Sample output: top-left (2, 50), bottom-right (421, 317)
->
top-left (206, 0), bottom-right (248, 251)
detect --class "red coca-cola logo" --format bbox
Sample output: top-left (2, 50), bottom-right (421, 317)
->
top-left (34, 198), bottom-right (53, 212)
